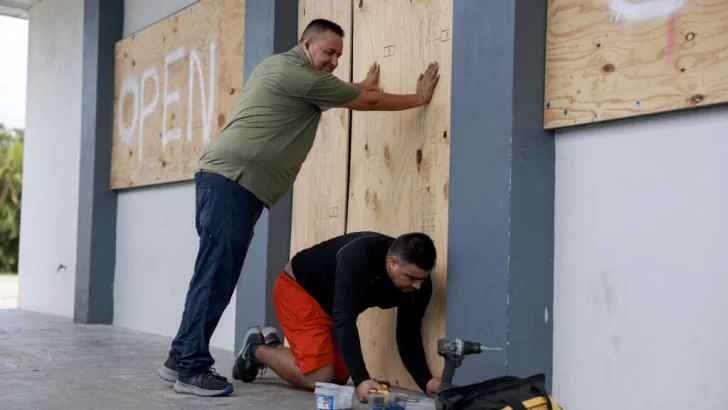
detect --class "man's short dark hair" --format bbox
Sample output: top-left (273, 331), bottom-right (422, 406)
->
top-left (300, 18), bottom-right (345, 41)
top-left (388, 233), bottom-right (437, 271)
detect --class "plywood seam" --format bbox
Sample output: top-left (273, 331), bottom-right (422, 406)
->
top-left (343, 0), bottom-right (356, 234)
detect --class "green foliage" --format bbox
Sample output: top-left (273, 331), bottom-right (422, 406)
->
top-left (0, 123), bottom-right (23, 273)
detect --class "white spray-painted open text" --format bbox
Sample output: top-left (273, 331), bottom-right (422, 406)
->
top-left (117, 42), bottom-right (216, 165)
top-left (607, 0), bottom-right (688, 22)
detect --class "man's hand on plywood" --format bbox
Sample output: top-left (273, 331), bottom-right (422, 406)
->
top-left (356, 62), bottom-right (383, 92)
top-left (416, 62), bottom-right (440, 104)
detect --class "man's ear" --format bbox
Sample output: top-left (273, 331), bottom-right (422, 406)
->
top-left (388, 254), bottom-right (399, 268)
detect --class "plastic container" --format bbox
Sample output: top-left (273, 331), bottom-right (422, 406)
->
top-left (366, 392), bottom-right (409, 410)
top-left (314, 382), bottom-right (355, 410)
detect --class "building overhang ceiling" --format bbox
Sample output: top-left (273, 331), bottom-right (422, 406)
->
top-left (0, 0), bottom-right (42, 19)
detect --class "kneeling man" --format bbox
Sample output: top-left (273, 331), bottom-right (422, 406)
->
top-left (232, 231), bottom-right (441, 402)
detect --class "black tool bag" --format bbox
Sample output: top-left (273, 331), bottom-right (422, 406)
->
top-left (435, 373), bottom-right (562, 410)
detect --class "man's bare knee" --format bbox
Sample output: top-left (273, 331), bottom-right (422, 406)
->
top-left (304, 363), bottom-right (336, 383)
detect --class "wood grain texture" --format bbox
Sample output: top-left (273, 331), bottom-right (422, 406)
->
top-left (347, 0), bottom-right (452, 391)
top-left (289, 0), bottom-right (353, 258)
top-left (544, 0), bottom-right (728, 129)
top-left (110, 0), bottom-right (245, 189)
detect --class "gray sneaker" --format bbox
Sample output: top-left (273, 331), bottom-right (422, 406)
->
top-left (173, 367), bottom-right (233, 397)
top-left (232, 326), bottom-right (264, 383)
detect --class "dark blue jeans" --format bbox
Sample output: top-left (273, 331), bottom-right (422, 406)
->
top-left (169, 170), bottom-right (264, 377)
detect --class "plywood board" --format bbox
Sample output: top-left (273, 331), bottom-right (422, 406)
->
top-left (110, 0), bottom-right (245, 189)
top-left (290, 0), bottom-right (354, 257)
top-left (544, 0), bottom-right (728, 129)
top-left (347, 0), bottom-right (452, 391)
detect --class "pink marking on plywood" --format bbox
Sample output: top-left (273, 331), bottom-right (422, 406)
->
top-left (668, 12), bottom-right (677, 66)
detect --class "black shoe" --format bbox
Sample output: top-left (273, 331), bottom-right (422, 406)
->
top-left (157, 356), bottom-right (178, 383)
top-left (262, 326), bottom-right (282, 348)
top-left (232, 326), bottom-right (264, 383)
top-left (173, 367), bottom-right (233, 397)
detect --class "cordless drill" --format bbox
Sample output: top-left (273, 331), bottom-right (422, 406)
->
top-left (435, 338), bottom-right (490, 394)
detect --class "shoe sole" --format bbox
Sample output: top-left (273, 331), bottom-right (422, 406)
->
top-left (261, 326), bottom-right (278, 336)
top-left (157, 366), bottom-right (178, 383)
top-left (236, 326), bottom-right (262, 358)
top-left (261, 326), bottom-right (280, 346)
top-left (173, 380), bottom-right (233, 397)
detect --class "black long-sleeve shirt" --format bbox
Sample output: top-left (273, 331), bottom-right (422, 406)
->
top-left (290, 231), bottom-right (433, 392)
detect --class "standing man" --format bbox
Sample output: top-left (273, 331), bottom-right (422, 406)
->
top-left (157, 18), bottom-right (441, 398)
top-left (232, 231), bottom-right (441, 403)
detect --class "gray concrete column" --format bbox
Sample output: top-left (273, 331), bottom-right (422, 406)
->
top-left (74, 0), bottom-right (123, 324)
top-left (446, 0), bottom-right (555, 390)
top-left (234, 0), bottom-right (298, 354)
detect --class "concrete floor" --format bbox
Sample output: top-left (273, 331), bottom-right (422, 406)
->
top-left (0, 309), bottom-right (435, 409)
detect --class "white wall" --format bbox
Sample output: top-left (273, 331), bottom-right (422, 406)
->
top-left (17, 0), bottom-right (84, 318)
top-left (553, 105), bottom-right (728, 409)
top-left (113, 0), bottom-right (236, 352)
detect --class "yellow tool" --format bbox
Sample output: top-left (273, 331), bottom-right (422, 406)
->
top-left (368, 380), bottom-right (412, 408)
top-left (368, 379), bottom-right (392, 397)
top-left (372, 379), bottom-right (391, 391)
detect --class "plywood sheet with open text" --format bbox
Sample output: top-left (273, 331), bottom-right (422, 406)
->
top-left (347, 0), bottom-right (452, 391)
top-left (110, 0), bottom-right (245, 189)
top-left (544, 0), bottom-right (728, 129)
top-left (290, 0), bottom-right (354, 257)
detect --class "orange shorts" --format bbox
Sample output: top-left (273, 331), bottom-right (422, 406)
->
top-left (272, 271), bottom-right (348, 376)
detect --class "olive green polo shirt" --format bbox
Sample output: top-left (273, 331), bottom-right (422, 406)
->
top-left (197, 45), bottom-right (361, 208)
